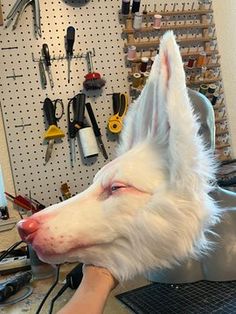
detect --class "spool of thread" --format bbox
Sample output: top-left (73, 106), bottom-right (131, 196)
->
top-left (199, 84), bottom-right (208, 95)
top-left (187, 57), bottom-right (195, 68)
top-left (200, 66), bottom-right (207, 79)
top-left (196, 51), bottom-right (207, 67)
top-left (127, 45), bottom-right (137, 60)
top-left (79, 127), bottom-right (98, 158)
top-left (131, 0), bottom-right (141, 13)
top-left (121, 0), bottom-right (130, 15)
top-left (140, 56), bottom-right (149, 72)
top-left (189, 73), bottom-right (196, 82)
top-left (211, 93), bottom-right (219, 106)
top-left (208, 84), bottom-right (217, 94)
top-left (153, 14), bottom-right (162, 29)
top-left (125, 18), bottom-right (133, 30)
top-left (142, 71), bottom-right (149, 85)
top-left (132, 72), bottom-right (141, 88)
top-left (150, 56), bottom-right (155, 68)
top-left (133, 12), bottom-right (143, 30)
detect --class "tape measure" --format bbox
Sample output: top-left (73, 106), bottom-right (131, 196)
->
top-left (108, 93), bottom-right (128, 134)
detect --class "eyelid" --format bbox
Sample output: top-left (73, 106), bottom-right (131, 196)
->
top-left (111, 182), bottom-right (127, 192)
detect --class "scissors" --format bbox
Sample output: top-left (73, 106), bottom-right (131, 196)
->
top-left (6, 0), bottom-right (41, 38)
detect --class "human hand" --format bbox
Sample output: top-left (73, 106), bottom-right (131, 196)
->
top-left (57, 265), bottom-right (118, 314)
top-left (82, 264), bottom-right (119, 291)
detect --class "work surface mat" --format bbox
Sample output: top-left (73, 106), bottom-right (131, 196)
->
top-left (116, 280), bottom-right (236, 314)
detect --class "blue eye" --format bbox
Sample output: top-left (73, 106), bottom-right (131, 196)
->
top-left (111, 184), bottom-right (126, 192)
top-left (111, 186), bottom-right (121, 192)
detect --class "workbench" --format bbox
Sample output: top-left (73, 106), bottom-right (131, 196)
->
top-left (0, 264), bottom-right (148, 314)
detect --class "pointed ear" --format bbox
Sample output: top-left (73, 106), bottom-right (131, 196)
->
top-left (117, 31), bottom-right (192, 157)
top-left (117, 31), bottom-right (206, 185)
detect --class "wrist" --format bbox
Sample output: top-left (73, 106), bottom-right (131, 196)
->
top-left (83, 265), bottom-right (118, 291)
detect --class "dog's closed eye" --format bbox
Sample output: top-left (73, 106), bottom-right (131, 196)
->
top-left (111, 183), bottom-right (127, 193)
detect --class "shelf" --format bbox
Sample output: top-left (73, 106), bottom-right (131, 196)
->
top-left (182, 50), bottom-right (219, 58)
top-left (186, 77), bottom-right (221, 86)
top-left (215, 117), bottom-right (227, 123)
top-left (216, 143), bottom-right (231, 149)
top-left (125, 36), bottom-right (217, 49)
top-left (146, 8), bottom-right (213, 17)
top-left (122, 8), bottom-right (213, 19)
top-left (185, 63), bottom-right (220, 70)
top-left (123, 23), bottom-right (215, 34)
top-left (126, 50), bottom-right (219, 63)
top-left (216, 130), bottom-right (229, 136)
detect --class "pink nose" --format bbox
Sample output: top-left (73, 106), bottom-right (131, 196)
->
top-left (17, 218), bottom-right (39, 242)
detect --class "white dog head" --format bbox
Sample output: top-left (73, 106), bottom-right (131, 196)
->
top-left (18, 32), bottom-right (219, 281)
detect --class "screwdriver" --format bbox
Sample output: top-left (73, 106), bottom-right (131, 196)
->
top-left (42, 43), bottom-right (54, 89)
top-left (38, 59), bottom-right (47, 89)
top-left (66, 26), bottom-right (75, 83)
top-left (68, 94), bottom-right (86, 166)
top-left (85, 102), bottom-right (108, 160)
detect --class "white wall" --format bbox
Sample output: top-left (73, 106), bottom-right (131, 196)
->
top-left (0, 0), bottom-right (236, 251)
top-left (213, 0), bottom-right (236, 157)
top-left (0, 109), bottom-right (22, 250)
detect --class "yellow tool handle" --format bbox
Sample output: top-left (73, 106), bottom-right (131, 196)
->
top-left (108, 93), bottom-right (128, 134)
top-left (44, 125), bottom-right (65, 140)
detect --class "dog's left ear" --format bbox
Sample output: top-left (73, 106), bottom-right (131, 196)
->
top-left (117, 31), bottom-right (194, 156)
top-left (118, 31), bottom-right (201, 179)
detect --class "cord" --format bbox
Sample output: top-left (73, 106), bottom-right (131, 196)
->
top-left (35, 264), bottom-right (60, 314)
top-left (48, 283), bottom-right (69, 314)
top-left (48, 263), bottom-right (83, 314)
top-left (0, 241), bottom-right (24, 262)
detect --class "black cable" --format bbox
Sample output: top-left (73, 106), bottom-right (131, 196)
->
top-left (48, 263), bottom-right (83, 314)
top-left (0, 241), bottom-right (24, 262)
top-left (48, 283), bottom-right (69, 314)
top-left (35, 264), bottom-right (60, 314)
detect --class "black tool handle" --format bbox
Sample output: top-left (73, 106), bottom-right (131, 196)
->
top-left (73, 93), bottom-right (86, 125)
top-left (42, 43), bottom-right (51, 66)
top-left (66, 26), bottom-right (75, 56)
top-left (118, 94), bottom-right (127, 117)
top-left (85, 103), bottom-right (101, 137)
top-left (112, 93), bottom-right (120, 114)
top-left (0, 271), bottom-right (32, 302)
top-left (43, 98), bottom-right (57, 126)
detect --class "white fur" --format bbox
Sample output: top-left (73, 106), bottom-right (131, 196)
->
top-left (18, 32), bottom-right (220, 281)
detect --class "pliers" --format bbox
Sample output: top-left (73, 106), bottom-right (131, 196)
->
top-left (6, 0), bottom-right (41, 38)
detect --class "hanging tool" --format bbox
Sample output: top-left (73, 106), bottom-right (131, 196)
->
top-left (5, 192), bottom-right (36, 213)
top-left (6, 0), bottom-right (41, 37)
top-left (42, 44), bottom-right (54, 89)
top-left (67, 94), bottom-right (86, 166)
top-left (43, 98), bottom-right (65, 164)
top-left (66, 26), bottom-right (75, 83)
top-left (38, 59), bottom-right (47, 89)
top-left (108, 93), bottom-right (129, 134)
top-left (83, 51), bottom-right (106, 90)
top-left (85, 102), bottom-right (108, 160)
top-left (5, 192), bottom-right (45, 213)
top-left (0, 0), bottom-right (3, 26)
top-left (61, 183), bottom-right (72, 200)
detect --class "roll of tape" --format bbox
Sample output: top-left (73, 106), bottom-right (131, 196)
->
top-left (79, 127), bottom-right (98, 158)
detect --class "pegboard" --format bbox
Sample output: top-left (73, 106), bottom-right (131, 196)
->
top-left (0, 0), bottom-right (232, 207)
